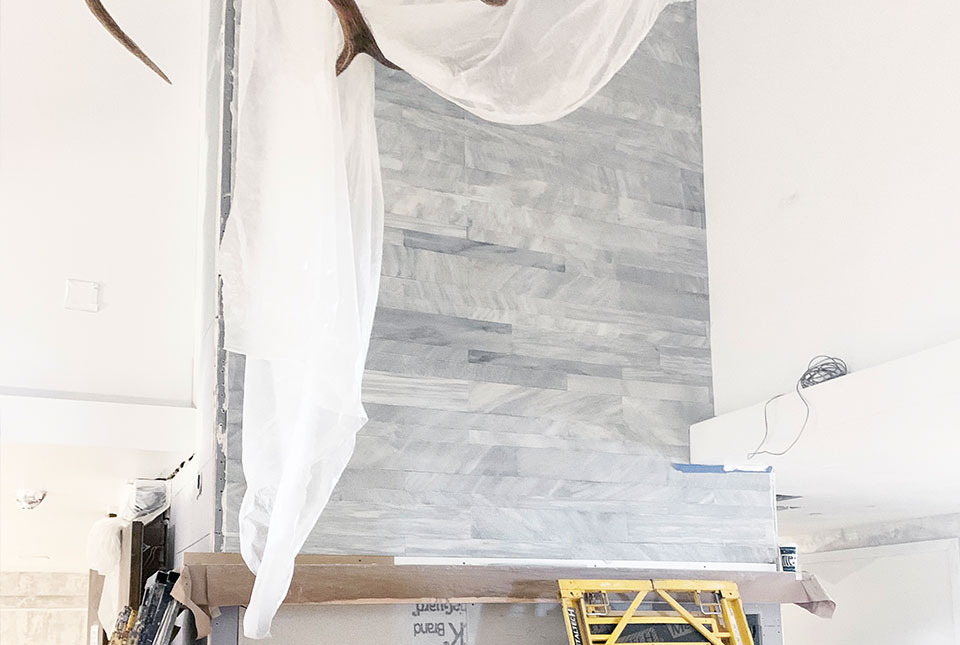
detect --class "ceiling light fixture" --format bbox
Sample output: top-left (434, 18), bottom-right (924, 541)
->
top-left (15, 489), bottom-right (47, 510)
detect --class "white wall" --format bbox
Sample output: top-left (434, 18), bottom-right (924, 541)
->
top-left (782, 539), bottom-right (960, 644)
top-left (698, 0), bottom-right (960, 414)
top-left (0, 0), bottom-right (220, 572)
top-left (0, 0), bottom-right (205, 404)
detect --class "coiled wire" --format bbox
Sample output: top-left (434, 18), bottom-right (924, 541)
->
top-left (747, 355), bottom-right (848, 459)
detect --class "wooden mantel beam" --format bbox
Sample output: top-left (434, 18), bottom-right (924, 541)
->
top-left (171, 552), bottom-right (834, 637)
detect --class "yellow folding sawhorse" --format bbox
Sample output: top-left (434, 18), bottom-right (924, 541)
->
top-left (559, 579), bottom-right (755, 645)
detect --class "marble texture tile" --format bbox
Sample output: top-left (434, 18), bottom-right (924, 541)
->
top-left (659, 345), bottom-right (713, 378)
top-left (219, 1), bottom-right (778, 568)
top-left (362, 370), bottom-right (470, 412)
top-left (349, 436), bottom-right (520, 477)
top-left (615, 265), bottom-right (708, 294)
top-left (0, 573), bottom-right (88, 645)
top-left (468, 383), bottom-right (623, 425)
top-left (403, 230), bottom-right (566, 272)
top-left (385, 213), bottom-right (468, 239)
top-left (368, 338), bottom-right (470, 362)
top-left (315, 502), bottom-right (474, 540)
top-left (366, 351), bottom-right (568, 391)
top-left (468, 350), bottom-right (622, 379)
top-left (370, 307), bottom-right (512, 352)
top-left (471, 507), bottom-right (629, 543)
top-left (566, 374), bottom-right (712, 404)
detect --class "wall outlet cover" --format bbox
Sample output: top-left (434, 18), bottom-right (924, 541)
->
top-left (64, 279), bottom-right (101, 312)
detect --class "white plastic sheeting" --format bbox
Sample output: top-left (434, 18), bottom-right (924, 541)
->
top-left (219, 0), bottom-right (680, 637)
top-left (86, 481), bottom-right (171, 631)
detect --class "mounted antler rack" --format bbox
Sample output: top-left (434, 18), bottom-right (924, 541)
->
top-left (84, 0), bottom-right (510, 84)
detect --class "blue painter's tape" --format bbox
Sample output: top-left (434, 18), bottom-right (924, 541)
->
top-left (673, 463), bottom-right (773, 474)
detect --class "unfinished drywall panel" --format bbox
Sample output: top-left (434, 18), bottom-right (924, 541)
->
top-left (781, 540), bottom-right (960, 644)
top-left (219, 2), bottom-right (778, 566)
top-left (699, 0), bottom-right (960, 414)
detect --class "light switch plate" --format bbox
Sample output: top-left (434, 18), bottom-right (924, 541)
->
top-left (64, 279), bottom-right (101, 312)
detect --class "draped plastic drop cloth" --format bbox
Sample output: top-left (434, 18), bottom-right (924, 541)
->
top-left (219, 0), bottom-right (680, 637)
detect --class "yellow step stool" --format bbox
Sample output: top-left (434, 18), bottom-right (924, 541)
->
top-left (559, 579), bottom-right (755, 645)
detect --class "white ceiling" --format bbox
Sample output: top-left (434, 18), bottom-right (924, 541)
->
top-left (0, 444), bottom-right (185, 572)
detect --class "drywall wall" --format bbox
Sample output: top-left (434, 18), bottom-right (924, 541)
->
top-left (698, 0), bottom-right (960, 414)
top-left (0, 0), bottom-right (204, 404)
top-left (781, 540), bottom-right (960, 644)
top-left (220, 2), bottom-right (778, 566)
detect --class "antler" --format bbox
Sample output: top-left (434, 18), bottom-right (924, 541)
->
top-left (332, 0), bottom-right (510, 76)
top-left (85, 0), bottom-right (508, 82)
top-left (328, 0), bottom-right (401, 76)
top-left (85, 0), bottom-right (171, 83)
